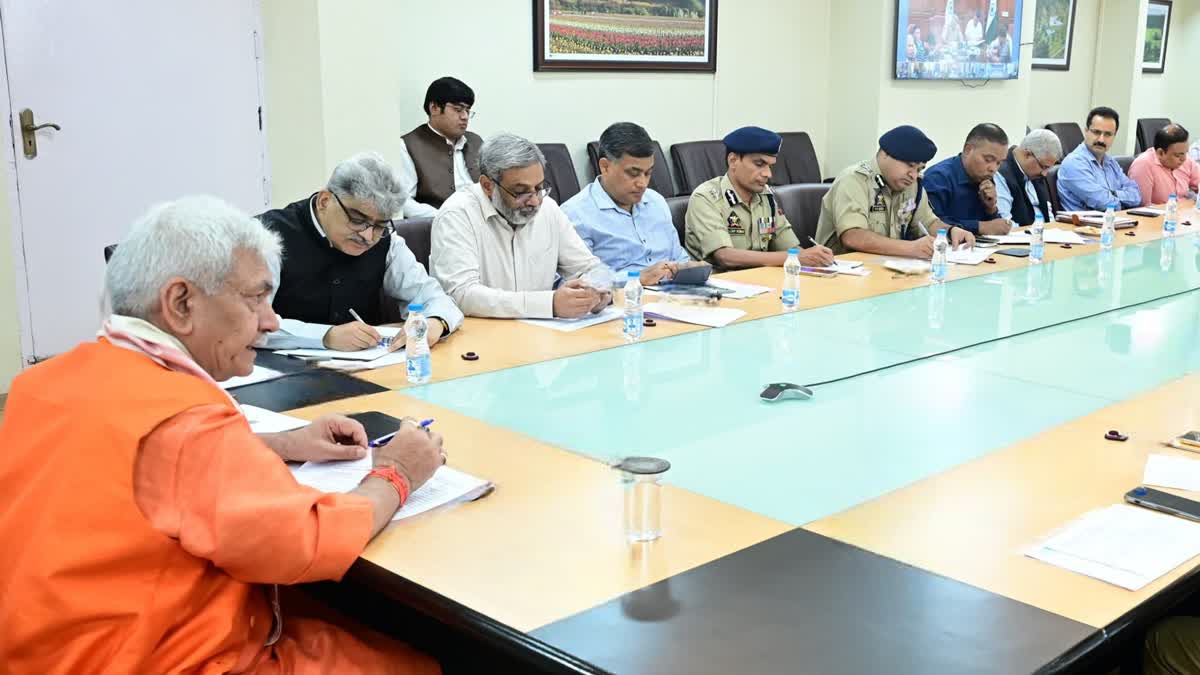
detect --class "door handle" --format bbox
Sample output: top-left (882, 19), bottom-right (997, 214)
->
top-left (19, 108), bottom-right (61, 159)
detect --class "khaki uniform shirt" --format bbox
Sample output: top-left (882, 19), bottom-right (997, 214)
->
top-left (814, 158), bottom-right (938, 255)
top-left (684, 175), bottom-right (800, 267)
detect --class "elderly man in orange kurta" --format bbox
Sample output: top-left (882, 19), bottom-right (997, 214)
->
top-left (0, 196), bottom-right (445, 674)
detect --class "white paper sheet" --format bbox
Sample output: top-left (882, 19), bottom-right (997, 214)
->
top-left (518, 306), bottom-right (623, 333)
top-left (814, 260), bottom-right (871, 276)
top-left (643, 302), bottom-right (746, 327)
top-left (1043, 228), bottom-right (1088, 244)
top-left (291, 459), bottom-right (492, 521)
top-left (220, 365), bottom-right (284, 390)
top-left (1144, 454), bottom-right (1200, 492)
top-left (705, 278), bottom-right (773, 299)
top-left (274, 327), bottom-right (402, 361)
top-left (947, 247), bottom-right (993, 265)
top-left (241, 405), bottom-right (310, 433)
top-left (317, 349), bottom-right (408, 372)
top-left (1026, 504), bottom-right (1200, 590)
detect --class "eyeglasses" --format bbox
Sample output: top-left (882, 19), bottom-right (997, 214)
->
top-left (1034, 156), bottom-right (1056, 172)
top-left (494, 180), bottom-right (551, 205)
top-left (331, 192), bottom-right (394, 237)
top-left (445, 103), bottom-right (476, 120)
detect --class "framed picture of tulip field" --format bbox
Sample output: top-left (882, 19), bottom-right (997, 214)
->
top-left (533, 0), bottom-right (718, 72)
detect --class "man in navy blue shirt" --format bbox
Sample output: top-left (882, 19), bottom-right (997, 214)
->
top-left (924, 123), bottom-right (1013, 236)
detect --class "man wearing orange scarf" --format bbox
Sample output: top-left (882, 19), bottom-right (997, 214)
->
top-left (0, 196), bottom-right (443, 674)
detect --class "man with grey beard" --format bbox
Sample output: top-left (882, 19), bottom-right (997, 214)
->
top-left (430, 133), bottom-right (612, 319)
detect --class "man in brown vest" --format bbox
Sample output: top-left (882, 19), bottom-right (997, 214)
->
top-left (397, 77), bottom-right (483, 218)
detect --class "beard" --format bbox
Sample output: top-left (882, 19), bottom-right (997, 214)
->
top-left (491, 187), bottom-right (541, 226)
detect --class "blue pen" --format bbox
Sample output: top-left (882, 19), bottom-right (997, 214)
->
top-left (348, 308), bottom-right (390, 348)
top-left (368, 419), bottom-right (434, 448)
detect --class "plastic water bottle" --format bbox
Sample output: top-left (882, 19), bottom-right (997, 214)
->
top-left (623, 271), bottom-right (643, 342)
top-left (782, 247), bottom-right (802, 312)
top-left (1165, 194), bottom-right (1179, 237)
top-left (1101, 203), bottom-right (1116, 250)
top-left (404, 303), bottom-right (431, 384)
top-left (1030, 212), bottom-right (1045, 264)
top-left (931, 229), bottom-right (949, 283)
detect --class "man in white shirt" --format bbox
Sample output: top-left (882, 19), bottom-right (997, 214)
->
top-left (430, 133), bottom-right (613, 320)
top-left (258, 152), bottom-right (463, 351)
top-left (965, 11), bottom-right (984, 47)
top-left (396, 77), bottom-right (483, 219)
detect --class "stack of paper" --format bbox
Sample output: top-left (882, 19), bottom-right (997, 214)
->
top-left (291, 456), bottom-right (493, 521)
top-left (1057, 211), bottom-right (1137, 228)
top-left (643, 302), bottom-right (746, 327)
top-left (519, 306), bottom-right (623, 333)
top-left (220, 365), bottom-right (285, 390)
top-left (1026, 504), bottom-right (1200, 590)
top-left (705, 278), bottom-right (773, 299)
top-left (241, 404), bottom-right (310, 433)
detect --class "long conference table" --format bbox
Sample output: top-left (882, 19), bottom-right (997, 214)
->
top-left (243, 204), bottom-right (1200, 674)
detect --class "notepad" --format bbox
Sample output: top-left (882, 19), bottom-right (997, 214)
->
top-left (947, 247), bottom-right (993, 265)
top-left (882, 259), bottom-right (931, 275)
top-left (1144, 454), bottom-right (1200, 492)
top-left (241, 404), bottom-right (310, 433)
top-left (519, 306), bottom-right (623, 333)
top-left (291, 457), bottom-right (493, 521)
top-left (643, 302), bottom-right (746, 327)
top-left (1026, 504), bottom-right (1200, 590)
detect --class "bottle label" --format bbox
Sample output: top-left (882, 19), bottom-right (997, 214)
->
top-left (406, 354), bottom-right (431, 381)
top-left (782, 289), bottom-right (799, 306)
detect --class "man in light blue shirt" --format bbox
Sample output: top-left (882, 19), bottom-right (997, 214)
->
top-left (1056, 106), bottom-right (1143, 211)
top-left (562, 122), bottom-right (693, 285)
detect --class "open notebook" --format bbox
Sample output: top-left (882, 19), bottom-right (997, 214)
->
top-left (291, 456), bottom-right (493, 521)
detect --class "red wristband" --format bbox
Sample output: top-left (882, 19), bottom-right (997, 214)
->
top-left (366, 466), bottom-right (411, 506)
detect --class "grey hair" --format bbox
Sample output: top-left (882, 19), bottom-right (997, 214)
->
top-left (326, 151), bottom-right (407, 218)
top-left (479, 133), bottom-right (545, 180)
top-left (105, 196), bottom-right (282, 319)
top-left (1020, 129), bottom-right (1063, 162)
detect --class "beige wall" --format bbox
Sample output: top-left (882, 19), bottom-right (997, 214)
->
top-left (0, 160), bottom-right (22, 392)
top-left (1027, 0), bottom-right (1103, 130)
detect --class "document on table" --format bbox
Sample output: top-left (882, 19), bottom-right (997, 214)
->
top-left (705, 278), bottom-right (773, 298)
top-left (317, 349), bottom-right (408, 372)
top-left (643, 302), bottom-right (746, 327)
top-left (519, 305), bottom-right (622, 332)
top-left (814, 260), bottom-right (871, 276)
top-left (220, 365), bottom-right (284, 390)
top-left (1044, 228), bottom-right (1088, 244)
top-left (1144, 454), bottom-right (1200, 491)
top-left (947, 247), bottom-right (993, 265)
top-left (1026, 504), bottom-right (1200, 590)
top-left (291, 457), bottom-right (493, 521)
top-left (275, 327), bottom-right (402, 362)
top-left (241, 404), bottom-right (310, 433)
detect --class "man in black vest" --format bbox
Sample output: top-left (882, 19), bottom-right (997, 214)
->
top-left (259, 152), bottom-right (463, 352)
top-left (396, 77), bottom-right (483, 218)
top-left (995, 129), bottom-right (1062, 227)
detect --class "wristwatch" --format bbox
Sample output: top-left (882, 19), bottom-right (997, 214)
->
top-left (429, 316), bottom-right (450, 340)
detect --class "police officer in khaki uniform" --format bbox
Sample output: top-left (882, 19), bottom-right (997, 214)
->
top-left (685, 127), bottom-right (834, 270)
top-left (814, 125), bottom-right (974, 258)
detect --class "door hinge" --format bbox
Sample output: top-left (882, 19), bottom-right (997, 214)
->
top-left (257, 106), bottom-right (263, 131)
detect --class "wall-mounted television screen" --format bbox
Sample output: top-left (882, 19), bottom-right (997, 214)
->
top-left (895, 0), bottom-right (1022, 80)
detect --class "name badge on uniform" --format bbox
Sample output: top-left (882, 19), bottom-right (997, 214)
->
top-left (870, 188), bottom-right (887, 213)
top-left (727, 213), bottom-right (744, 234)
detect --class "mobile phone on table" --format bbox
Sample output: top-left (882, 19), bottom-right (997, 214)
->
top-left (1125, 486), bottom-right (1200, 523)
top-left (995, 248), bottom-right (1030, 258)
top-left (347, 411), bottom-right (403, 444)
top-left (1178, 431), bottom-right (1200, 450)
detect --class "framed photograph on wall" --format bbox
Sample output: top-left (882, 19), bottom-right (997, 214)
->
top-left (1143, 0), bottom-right (1172, 73)
top-left (1031, 0), bottom-right (1077, 70)
top-left (533, 0), bottom-right (718, 72)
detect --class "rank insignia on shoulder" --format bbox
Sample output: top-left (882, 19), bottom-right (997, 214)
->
top-left (724, 189), bottom-right (739, 207)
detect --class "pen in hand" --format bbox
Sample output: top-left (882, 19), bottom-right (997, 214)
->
top-left (368, 419), bottom-right (434, 448)
top-left (348, 308), bottom-right (391, 348)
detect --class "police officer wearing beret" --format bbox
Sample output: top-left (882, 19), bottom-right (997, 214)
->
top-left (814, 125), bottom-right (974, 259)
top-left (684, 127), bottom-right (834, 270)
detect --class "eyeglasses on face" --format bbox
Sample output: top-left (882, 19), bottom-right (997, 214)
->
top-left (331, 191), bottom-right (394, 237)
top-left (493, 180), bottom-right (551, 205)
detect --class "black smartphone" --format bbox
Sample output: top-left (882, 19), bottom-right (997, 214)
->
top-left (1125, 486), bottom-right (1200, 523)
top-left (671, 264), bottom-right (712, 286)
top-left (995, 248), bottom-right (1030, 258)
top-left (347, 411), bottom-right (403, 443)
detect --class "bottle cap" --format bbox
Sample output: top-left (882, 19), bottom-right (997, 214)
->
top-left (615, 456), bottom-right (671, 475)
top-left (628, 270), bottom-right (640, 278)
top-left (1169, 193), bottom-right (1178, 199)
top-left (787, 248), bottom-right (799, 255)
top-left (407, 303), bottom-right (424, 312)
top-left (937, 228), bottom-right (947, 234)
top-left (1107, 203), bottom-right (1117, 210)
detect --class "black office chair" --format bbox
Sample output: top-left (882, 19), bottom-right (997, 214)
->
top-left (1045, 123), bottom-right (1084, 157)
top-left (104, 244), bottom-right (117, 263)
top-left (586, 140), bottom-right (677, 197)
top-left (773, 132), bottom-right (823, 186)
top-left (1136, 118), bottom-right (1171, 154)
top-left (536, 143), bottom-right (582, 202)
top-left (1114, 155), bottom-right (1135, 176)
top-left (666, 196), bottom-right (689, 247)
top-left (772, 183), bottom-right (832, 244)
top-left (393, 218), bottom-right (433, 272)
top-left (1045, 166), bottom-right (1063, 214)
top-left (671, 140), bottom-right (728, 194)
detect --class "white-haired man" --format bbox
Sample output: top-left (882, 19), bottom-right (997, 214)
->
top-left (994, 128), bottom-right (1063, 226)
top-left (0, 196), bottom-right (443, 674)
top-left (259, 152), bottom-right (463, 352)
top-left (430, 133), bottom-right (613, 319)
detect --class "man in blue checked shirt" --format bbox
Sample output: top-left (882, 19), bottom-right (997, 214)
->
top-left (1057, 106), bottom-right (1143, 211)
top-left (561, 122), bottom-right (697, 286)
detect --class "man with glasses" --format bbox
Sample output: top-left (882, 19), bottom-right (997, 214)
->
top-left (396, 76), bottom-right (483, 218)
top-left (431, 133), bottom-right (613, 319)
top-left (924, 123), bottom-right (1013, 236)
top-left (994, 129), bottom-right (1063, 226)
top-left (258, 152), bottom-right (463, 351)
top-left (1057, 106), bottom-right (1143, 211)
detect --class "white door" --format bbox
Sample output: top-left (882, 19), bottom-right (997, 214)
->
top-left (1, 0), bottom-right (269, 361)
